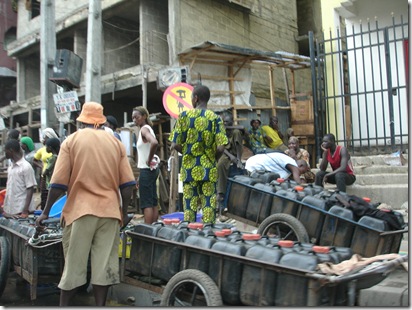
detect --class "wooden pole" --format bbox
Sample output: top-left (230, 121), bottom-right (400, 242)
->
top-left (168, 149), bottom-right (178, 214)
top-left (228, 64), bottom-right (237, 123)
top-left (269, 66), bottom-right (276, 116)
top-left (282, 68), bottom-right (290, 104)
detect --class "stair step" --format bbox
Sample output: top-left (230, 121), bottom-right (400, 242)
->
top-left (312, 154), bottom-right (409, 210)
top-left (351, 154), bottom-right (408, 166)
top-left (353, 173), bottom-right (408, 185)
top-left (353, 165), bottom-right (408, 174)
top-left (346, 184), bottom-right (408, 209)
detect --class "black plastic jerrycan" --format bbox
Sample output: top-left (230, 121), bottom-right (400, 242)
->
top-left (240, 244), bottom-right (283, 306)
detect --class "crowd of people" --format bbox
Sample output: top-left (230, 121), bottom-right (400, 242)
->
top-left (0, 84), bottom-right (356, 306)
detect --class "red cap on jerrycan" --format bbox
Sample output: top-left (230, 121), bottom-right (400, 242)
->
top-left (163, 219), bottom-right (177, 225)
top-left (312, 245), bottom-right (339, 263)
top-left (188, 222), bottom-right (204, 230)
top-left (214, 230), bottom-right (228, 240)
top-left (221, 229), bottom-right (232, 235)
top-left (312, 245), bottom-right (330, 254)
top-left (278, 240), bottom-right (296, 254)
top-left (242, 233), bottom-right (261, 241)
top-left (242, 233), bottom-right (262, 247)
top-left (278, 240), bottom-right (294, 247)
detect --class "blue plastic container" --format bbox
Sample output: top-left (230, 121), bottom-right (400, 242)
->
top-left (161, 212), bottom-right (202, 223)
top-left (49, 194), bottom-right (67, 218)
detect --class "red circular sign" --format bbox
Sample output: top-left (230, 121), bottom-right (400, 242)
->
top-left (162, 83), bottom-right (194, 118)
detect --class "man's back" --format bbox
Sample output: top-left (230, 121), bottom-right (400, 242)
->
top-left (171, 108), bottom-right (227, 182)
top-left (50, 128), bottom-right (134, 226)
top-left (245, 152), bottom-right (297, 179)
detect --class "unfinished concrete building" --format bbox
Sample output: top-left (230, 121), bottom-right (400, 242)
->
top-left (4, 0), bottom-right (320, 149)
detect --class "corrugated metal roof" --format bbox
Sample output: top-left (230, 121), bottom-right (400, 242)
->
top-left (178, 41), bottom-right (311, 70)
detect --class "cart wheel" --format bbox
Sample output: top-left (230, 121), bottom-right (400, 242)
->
top-left (160, 269), bottom-right (223, 306)
top-left (0, 236), bottom-right (11, 298)
top-left (257, 213), bottom-right (309, 243)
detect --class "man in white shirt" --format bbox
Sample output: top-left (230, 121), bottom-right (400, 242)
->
top-left (2, 139), bottom-right (37, 218)
top-left (245, 152), bottom-right (308, 183)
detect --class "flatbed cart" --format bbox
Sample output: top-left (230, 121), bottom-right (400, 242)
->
top-left (0, 217), bottom-right (63, 301)
top-left (120, 228), bottom-right (408, 306)
top-left (225, 176), bottom-right (408, 257)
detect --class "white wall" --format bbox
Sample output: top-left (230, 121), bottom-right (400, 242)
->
top-left (335, 0), bottom-right (408, 146)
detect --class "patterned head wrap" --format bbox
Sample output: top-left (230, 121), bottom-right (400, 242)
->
top-left (42, 128), bottom-right (59, 139)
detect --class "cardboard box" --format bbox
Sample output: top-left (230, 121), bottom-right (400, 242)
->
top-left (291, 123), bottom-right (315, 136)
top-left (290, 97), bottom-right (314, 122)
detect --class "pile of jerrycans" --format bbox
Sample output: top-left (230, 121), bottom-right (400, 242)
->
top-left (226, 174), bottom-right (406, 257)
top-left (126, 219), bottom-right (354, 306)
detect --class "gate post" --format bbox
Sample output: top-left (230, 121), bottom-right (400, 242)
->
top-left (309, 31), bottom-right (321, 162)
top-left (383, 27), bottom-right (396, 150)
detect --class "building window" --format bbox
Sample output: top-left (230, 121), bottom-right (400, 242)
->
top-left (25, 0), bottom-right (40, 19)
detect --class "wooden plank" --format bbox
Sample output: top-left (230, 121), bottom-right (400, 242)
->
top-left (269, 66), bottom-right (276, 116)
top-left (282, 68), bottom-right (290, 104)
top-left (290, 95), bottom-right (314, 122)
top-left (228, 65), bottom-right (237, 123)
top-left (207, 104), bottom-right (284, 110)
top-left (211, 90), bottom-right (244, 95)
top-left (200, 75), bottom-right (244, 81)
top-left (122, 276), bottom-right (164, 295)
top-left (290, 92), bottom-right (312, 98)
top-left (168, 149), bottom-right (178, 214)
top-left (291, 123), bottom-right (314, 136)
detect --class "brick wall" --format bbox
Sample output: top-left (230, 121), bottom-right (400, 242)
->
top-left (16, 0), bottom-right (85, 39)
top-left (174, 0), bottom-right (312, 101)
top-left (140, 0), bottom-right (169, 65)
top-left (102, 17), bottom-right (140, 75)
top-left (74, 29), bottom-right (88, 82)
top-left (23, 54), bottom-right (40, 99)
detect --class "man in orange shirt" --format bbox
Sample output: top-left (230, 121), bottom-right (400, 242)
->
top-left (36, 102), bottom-right (136, 306)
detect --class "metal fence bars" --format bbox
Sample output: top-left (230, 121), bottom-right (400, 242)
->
top-left (309, 15), bottom-right (408, 157)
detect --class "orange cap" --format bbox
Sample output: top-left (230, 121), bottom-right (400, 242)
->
top-left (215, 231), bottom-right (227, 237)
top-left (278, 240), bottom-right (294, 248)
top-left (188, 222), bottom-right (204, 230)
top-left (294, 186), bottom-right (304, 191)
top-left (242, 233), bottom-right (261, 241)
top-left (163, 219), bottom-right (176, 225)
top-left (221, 229), bottom-right (232, 235)
top-left (363, 197), bottom-right (371, 203)
top-left (277, 178), bottom-right (285, 183)
top-left (312, 246), bottom-right (330, 254)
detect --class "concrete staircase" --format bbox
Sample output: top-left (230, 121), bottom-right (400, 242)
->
top-left (313, 154), bottom-right (408, 211)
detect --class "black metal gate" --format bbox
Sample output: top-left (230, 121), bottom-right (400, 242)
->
top-left (309, 15), bottom-right (408, 158)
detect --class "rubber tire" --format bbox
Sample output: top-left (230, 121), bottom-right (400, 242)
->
top-left (0, 236), bottom-right (11, 298)
top-left (160, 269), bottom-right (223, 306)
top-left (257, 213), bottom-right (309, 243)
